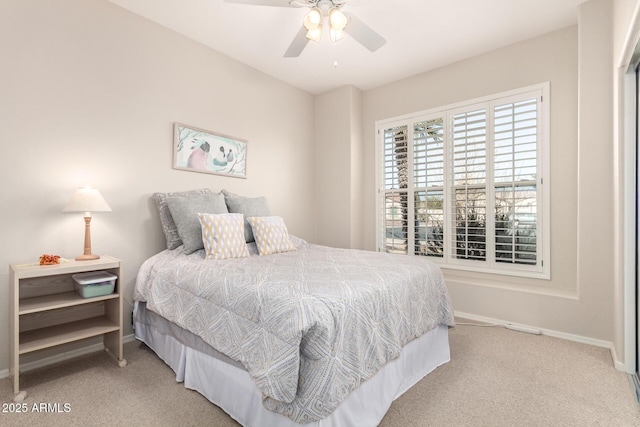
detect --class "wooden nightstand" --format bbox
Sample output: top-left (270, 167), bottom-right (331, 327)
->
top-left (9, 256), bottom-right (127, 402)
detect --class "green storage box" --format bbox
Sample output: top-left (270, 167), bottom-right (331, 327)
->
top-left (72, 271), bottom-right (117, 298)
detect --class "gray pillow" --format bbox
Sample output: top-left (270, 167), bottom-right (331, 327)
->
top-left (222, 190), bottom-right (270, 243)
top-left (153, 189), bottom-right (211, 250)
top-left (166, 192), bottom-right (228, 254)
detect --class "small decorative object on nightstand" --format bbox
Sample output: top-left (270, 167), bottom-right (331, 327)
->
top-left (63, 187), bottom-right (112, 261)
top-left (9, 256), bottom-right (127, 402)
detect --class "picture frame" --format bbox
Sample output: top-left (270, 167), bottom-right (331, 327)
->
top-left (173, 123), bottom-right (247, 178)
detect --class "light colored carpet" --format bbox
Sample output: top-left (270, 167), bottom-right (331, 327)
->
top-left (1, 321), bottom-right (639, 426)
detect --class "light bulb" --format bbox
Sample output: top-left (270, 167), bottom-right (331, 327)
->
top-left (329, 8), bottom-right (348, 30)
top-left (306, 25), bottom-right (322, 42)
top-left (304, 7), bottom-right (322, 31)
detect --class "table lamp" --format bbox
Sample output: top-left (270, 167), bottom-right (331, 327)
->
top-left (63, 187), bottom-right (112, 261)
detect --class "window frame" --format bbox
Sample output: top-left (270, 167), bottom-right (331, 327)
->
top-left (375, 83), bottom-right (550, 280)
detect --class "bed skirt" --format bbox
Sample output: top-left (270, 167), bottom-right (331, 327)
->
top-left (134, 301), bottom-right (450, 427)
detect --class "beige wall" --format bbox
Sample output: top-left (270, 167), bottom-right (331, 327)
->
top-left (613, 0), bottom-right (639, 57)
top-left (361, 2), bottom-right (617, 346)
top-left (575, 0), bottom-right (614, 345)
top-left (0, 0), bottom-right (316, 372)
top-left (349, 87), bottom-right (364, 250)
top-left (613, 0), bottom-right (640, 368)
top-left (315, 85), bottom-right (364, 249)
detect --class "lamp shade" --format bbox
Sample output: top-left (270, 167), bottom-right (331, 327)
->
top-left (329, 8), bottom-right (347, 30)
top-left (303, 7), bottom-right (322, 31)
top-left (63, 187), bottom-right (112, 213)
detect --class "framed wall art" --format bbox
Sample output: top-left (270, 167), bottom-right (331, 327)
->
top-left (173, 123), bottom-right (247, 178)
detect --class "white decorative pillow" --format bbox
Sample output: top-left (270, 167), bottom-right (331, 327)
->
top-left (198, 213), bottom-right (249, 260)
top-left (247, 216), bottom-right (296, 256)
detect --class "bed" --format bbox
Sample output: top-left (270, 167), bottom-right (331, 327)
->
top-left (133, 189), bottom-right (455, 426)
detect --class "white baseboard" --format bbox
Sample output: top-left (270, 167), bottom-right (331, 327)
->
top-left (0, 334), bottom-right (137, 380)
top-left (454, 311), bottom-right (624, 371)
top-left (610, 343), bottom-right (628, 372)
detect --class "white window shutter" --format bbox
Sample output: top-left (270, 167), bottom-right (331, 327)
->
top-left (376, 83), bottom-right (548, 279)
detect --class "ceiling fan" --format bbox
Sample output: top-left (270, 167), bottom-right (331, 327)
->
top-left (224, 0), bottom-right (386, 57)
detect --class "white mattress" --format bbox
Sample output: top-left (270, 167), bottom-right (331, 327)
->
top-left (134, 302), bottom-right (450, 427)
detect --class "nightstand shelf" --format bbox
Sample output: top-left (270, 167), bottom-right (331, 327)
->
top-left (19, 316), bottom-right (120, 354)
top-left (9, 256), bottom-right (127, 402)
top-left (19, 291), bottom-right (119, 315)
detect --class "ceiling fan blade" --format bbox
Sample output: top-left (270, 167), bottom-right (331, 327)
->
top-left (284, 26), bottom-right (309, 57)
top-left (224, 0), bottom-right (302, 6)
top-left (343, 12), bottom-right (386, 52)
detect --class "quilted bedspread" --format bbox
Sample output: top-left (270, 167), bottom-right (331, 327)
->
top-left (134, 237), bottom-right (455, 423)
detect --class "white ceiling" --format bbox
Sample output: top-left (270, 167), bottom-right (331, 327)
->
top-left (109, 0), bottom-right (586, 94)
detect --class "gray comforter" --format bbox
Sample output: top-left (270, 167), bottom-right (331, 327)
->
top-left (134, 237), bottom-right (455, 423)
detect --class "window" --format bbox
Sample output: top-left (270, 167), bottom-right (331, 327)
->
top-left (377, 83), bottom-right (549, 279)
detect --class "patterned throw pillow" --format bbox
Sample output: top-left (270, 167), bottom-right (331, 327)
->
top-left (247, 216), bottom-right (296, 256)
top-left (198, 213), bottom-right (249, 260)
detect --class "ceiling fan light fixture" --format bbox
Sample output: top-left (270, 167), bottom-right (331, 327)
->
top-left (328, 7), bottom-right (347, 43)
top-left (271, 0), bottom-right (386, 57)
top-left (306, 25), bottom-right (323, 43)
top-left (329, 27), bottom-right (344, 43)
top-left (328, 7), bottom-right (348, 31)
top-left (303, 7), bottom-right (322, 31)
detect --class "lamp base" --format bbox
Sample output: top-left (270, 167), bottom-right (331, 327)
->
top-left (76, 254), bottom-right (100, 261)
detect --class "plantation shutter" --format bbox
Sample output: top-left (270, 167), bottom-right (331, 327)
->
top-left (450, 108), bottom-right (488, 262)
top-left (413, 118), bottom-right (445, 257)
top-left (493, 97), bottom-right (539, 265)
top-left (382, 125), bottom-right (409, 254)
top-left (376, 83), bottom-right (548, 278)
